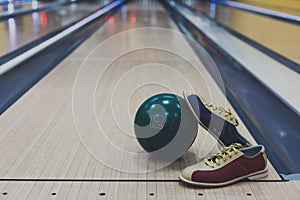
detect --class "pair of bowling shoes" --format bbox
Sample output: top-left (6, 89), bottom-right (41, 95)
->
top-left (179, 93), bottom-right (268, 187)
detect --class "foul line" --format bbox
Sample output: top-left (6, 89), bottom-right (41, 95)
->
top-left (0, 178), bottom-right (286, 183)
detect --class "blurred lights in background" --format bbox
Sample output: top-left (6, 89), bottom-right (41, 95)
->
top-left (130, 16), bottom-right (136, 24)
top-left (8, 18), bottom-right (17, 50)
top-left (7, 1), bottom-right (14, 13)
top-left (32, 0), bottom-right (38, 10)
top-left (108, 16), bottom-right (114, 24)
top-left (41, 11), bottom-right (47, 26)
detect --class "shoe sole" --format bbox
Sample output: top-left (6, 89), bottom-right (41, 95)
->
top-left (178, 168), bottom-right (268, 187)
top-left (183, 91), bottom-right (226, 147)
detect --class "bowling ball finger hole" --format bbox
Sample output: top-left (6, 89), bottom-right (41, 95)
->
top-left (2, 192), bottom-right (8, 196)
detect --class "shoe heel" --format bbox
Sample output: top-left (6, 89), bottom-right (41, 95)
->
top-left (248, 170), bottom-right (268, 180)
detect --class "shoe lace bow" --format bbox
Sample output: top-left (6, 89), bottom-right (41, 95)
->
top-left (204, 143), bottom-right (243, 168)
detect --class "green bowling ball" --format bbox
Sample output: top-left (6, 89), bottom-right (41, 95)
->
top-left (134, 93), bottom-right (198, 160)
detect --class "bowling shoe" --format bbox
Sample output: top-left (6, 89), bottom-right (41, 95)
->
top-left (179, 143), bottom-right (268, 187)
top-left (183, 92), bottom-right (251, 147)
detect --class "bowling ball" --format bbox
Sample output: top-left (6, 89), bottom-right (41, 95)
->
top-left (134, 93), bottom-right (198, 160)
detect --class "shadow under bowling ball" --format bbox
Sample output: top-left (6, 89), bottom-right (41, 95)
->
top-left (134, 93), bottom-right (198, 161)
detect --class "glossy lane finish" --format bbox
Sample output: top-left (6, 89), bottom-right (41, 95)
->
top-left (0, 1), bottom-right (110, 57)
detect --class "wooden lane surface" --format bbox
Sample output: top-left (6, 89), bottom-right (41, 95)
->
top-left (235, 0), bottom-right (300, 16)
top-left (0, 181), bottom-right (299, 199)
top-left (215, 4), bottom-right (300, 65)
top-left (0, 0), bottom-right (294, 199)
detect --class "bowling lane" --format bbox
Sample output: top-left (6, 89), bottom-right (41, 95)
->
top-left (0, 1), bottom-right (111, 57)
top-left (0, 2), bottom-right (32, 13)
top-left (232, 0), bottom-right (300, 16)
top-left (180, 0), bottom-right (300, 65)
top-left (0, 0), bottom-right (61, 16)
top-left (0, 0), bottom-right (280, 187)
top-left (0, 1), bottom-right (39, 13)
